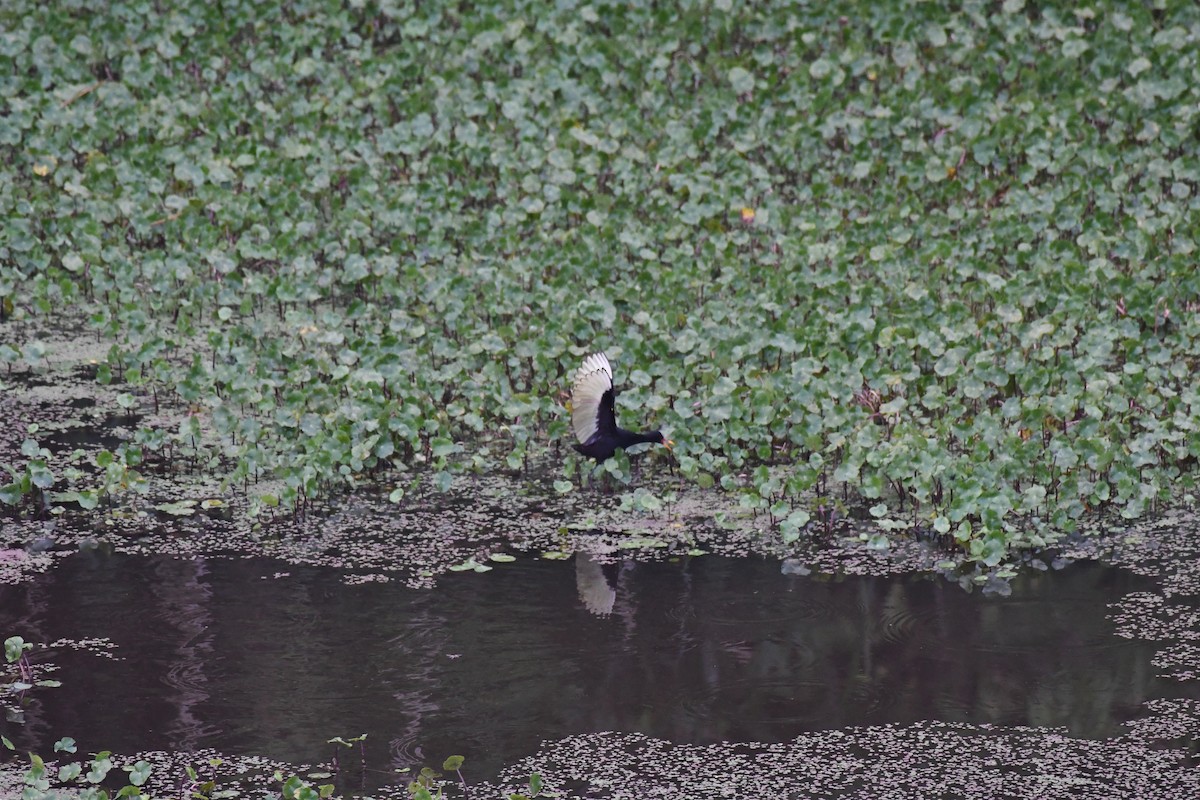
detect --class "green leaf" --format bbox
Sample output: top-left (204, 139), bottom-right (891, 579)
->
top-left (5, 636), bottom-right (30, 663)
top-left (126, 760), bottom-right (152, 786)
top-left (0, 483), bottom-right (23, 505)
top-left (1127, 56), bottom-right (1152, 77)
top-left (442, 755), bottom-right (464, 771)
top-left (29, 462), bottom-right (54, 489)
top-left (282, 776), bottom-right (304, 799)
top-left (980, 537), bottom-right (1006, 567)
top-left (449, 558), bottom-right (486, 572)
top-left (728, 67), bottom-right (755, 94)
top-left (86, 754), bottom-right (112, 783)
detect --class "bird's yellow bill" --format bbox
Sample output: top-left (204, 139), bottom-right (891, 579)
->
top-left (663, 439), bottom-right (675, 450)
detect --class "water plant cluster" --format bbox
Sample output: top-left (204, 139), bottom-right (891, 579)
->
top-left (1, 0), bottom-right (1199, 565)
top-left (2, 635), bottom-right (62, 725)
top-left (3, 731), bottom-right (333, 800)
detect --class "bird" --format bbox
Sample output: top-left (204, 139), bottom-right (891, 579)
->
top-left (569, 352), bottom-right (673, 461)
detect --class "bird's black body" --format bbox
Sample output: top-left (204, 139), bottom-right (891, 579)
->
top-left (570, 353), bottom-right (670, 462)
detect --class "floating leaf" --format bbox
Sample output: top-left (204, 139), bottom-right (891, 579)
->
top-left (617, 536), bottom-right (668, 549)
top-left (126, 760), bottom-right (152, 786)
top-left (154, 499), bottom-right (197, 516)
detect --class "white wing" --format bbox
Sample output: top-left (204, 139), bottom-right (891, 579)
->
top-left (576, 352), bottom-right (611, 381)
top-left (570, 352), bottom-right (613, 444)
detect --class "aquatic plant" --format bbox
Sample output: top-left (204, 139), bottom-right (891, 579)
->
top-left (1, 737), bottom-right (340, 800)
top-left (0, 441), bottom-right (55, 515)
top-left (3, 636), bottom-right (32, 682)
top-left (405, 754), bottom-right (545, 800)
top-left (1, 728), bottom-right (158, 800)
top-left (2, 635), bottom-right (63, 727)
top-left (0, 0), bottom-right (1198, 569)
top-left (506, 771), bottom-right (548, 800)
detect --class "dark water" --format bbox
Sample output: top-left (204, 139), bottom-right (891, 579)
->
top-left (0, 552), bottom-right (1181, 787)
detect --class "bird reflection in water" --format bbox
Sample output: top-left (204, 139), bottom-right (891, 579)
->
top-left (575, 551), bottom-right (620, 617)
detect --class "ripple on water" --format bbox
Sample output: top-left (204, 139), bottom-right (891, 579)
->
top-left (878, 602), bottom-right (922, 646)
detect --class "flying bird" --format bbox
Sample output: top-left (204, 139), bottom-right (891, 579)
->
top-left (569, 352), bottom-right (673, 461)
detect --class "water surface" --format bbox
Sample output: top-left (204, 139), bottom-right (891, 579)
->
top-left (0, 552), bottom-right (1180, 787)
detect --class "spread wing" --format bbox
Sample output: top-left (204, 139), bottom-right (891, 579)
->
top-left (570, 352), bottom-right (616, 445)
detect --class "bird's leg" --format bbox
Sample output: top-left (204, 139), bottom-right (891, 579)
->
top-left (601, 468), bottom-right (614, 495)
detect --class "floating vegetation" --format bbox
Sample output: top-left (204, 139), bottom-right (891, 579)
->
top-left (0, 521), bottom-right (64, 584)
top-left (0, 1), bottom-right (1198, 569)
top-left (0, 746), bottom-right (326, 800)
top-left (44, 637), bottom-right (121, 660)
top-left (477, 720), bottom-right (1200, 800)
top-left (1060, 507), bottom-right (1200, 683)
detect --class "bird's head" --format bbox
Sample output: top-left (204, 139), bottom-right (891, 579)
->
top-left (650, 431), bottom-right (674, 451)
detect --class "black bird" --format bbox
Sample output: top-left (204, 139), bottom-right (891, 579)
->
top-left (570, 352), bottom-right (673, 461)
